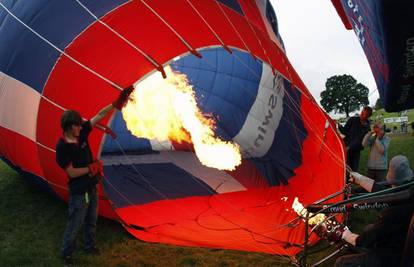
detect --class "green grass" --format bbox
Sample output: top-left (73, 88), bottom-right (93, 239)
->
top-left (1, 134), bottom-right (413, 266)
top-left (359, 134), bottom-right (414, 172)
top-left (0, 161), bottom-right (291, 267)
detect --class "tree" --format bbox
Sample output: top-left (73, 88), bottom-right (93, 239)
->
top-left (320, 74), bottom-right (369, 117)
top-left (374, 98), bottom-right (383, 110)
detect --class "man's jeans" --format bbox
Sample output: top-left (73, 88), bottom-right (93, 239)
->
top-left (61, 187), bottom-right (98, 257)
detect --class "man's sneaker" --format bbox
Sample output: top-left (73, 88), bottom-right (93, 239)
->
top-left (84, 247), bottom-right (100, 255)
top-left (62, 256), bottom-right (73, 266)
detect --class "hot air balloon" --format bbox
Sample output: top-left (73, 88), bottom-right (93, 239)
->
top-left (332, 0), bottom-right (414, 112)
top-left (0, 0), bottom-right (346, 255)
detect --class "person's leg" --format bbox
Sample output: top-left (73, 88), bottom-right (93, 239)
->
top-left (61, 194), bottom-right (88, 258)
top-left (346, 151), bottom-right (360, 183)
top-left (84, 187), bottom-right (98, 251)
top-left (347, 151), bottom-right (360, 172)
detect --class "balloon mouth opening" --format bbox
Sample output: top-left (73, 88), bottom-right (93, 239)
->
top-left (120, 63), bottom-right (241, 171)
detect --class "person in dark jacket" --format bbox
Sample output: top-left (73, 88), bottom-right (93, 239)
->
top-left (339, 106), bottom-right (372, 172)
top-left (56, 86), bottom-right (133, 266)
top-left (335, 155), bottom-right (414, 267)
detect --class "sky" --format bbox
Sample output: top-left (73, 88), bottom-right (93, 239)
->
top-left (270, 0), bottom-right (378, 113)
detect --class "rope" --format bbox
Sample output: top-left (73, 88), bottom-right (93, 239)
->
top-left (0, 1), bottom-right (353, 256)
top-left (0, 2), bottom-right (123, 91)
top-left (74, 0), bottom-right (166, 78)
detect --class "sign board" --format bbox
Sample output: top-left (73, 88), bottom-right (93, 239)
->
top-left (383, 116), bottom-right (408, 123)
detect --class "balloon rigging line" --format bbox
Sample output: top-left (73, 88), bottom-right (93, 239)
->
top-left (231, 53), bottom-right (349, 172)
top-left (107, 145), bottom-right (292, 253)
top-left (102, 153), bottom-right (268, 250)
top-left (106, 161), bottom-right (304, 253)
top-left (197, 53), bottom-right (348, 174)
top-left (184, 0), bottom-right (232, 54)
top-left (1, 0), bottom-right (344, 171)
top-left (1, 1), bottom-right (347, 254)
top-left (0, 0), bottom-right (304, 243)
top-left (111, 138), bottom-right (194, 218)
top-left (140, 0), bottom-right (201, 58)
top-left (105, 78), bottom-right (330, 254)
top-left (245, 20), bottom-right (275, 73)
top-left (199, 48), bottom-right (349, 203)
top-left (73, 0), bottom-right (167, 78)
top-left (0, 0), bottom-right (373, 174)
top-left (0, 1), bottom-right (377, 260)
top-left (105, 84), bottom-right (308, 252)
top-left (0, 2), bottom-right (123, 91)
top-left (214, 0), bottom-right (253, 58)
top-left (144, 51), bottom-right (348, 233)
top-left (110, 138), bottom-right (302, 244)
top-left (107, 142), bottom-right (295, 254)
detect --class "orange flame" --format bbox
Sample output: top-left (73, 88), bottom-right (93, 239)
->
top-left (292, 197), bottom-right (326, 225)
top-left (122, 66), bottom-right (241, 170)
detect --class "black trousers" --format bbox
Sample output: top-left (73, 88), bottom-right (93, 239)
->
top-left (346, 150), bottom-right (361, 172)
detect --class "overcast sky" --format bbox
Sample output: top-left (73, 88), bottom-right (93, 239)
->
top-left (270, 0), bottom-right (378, 110)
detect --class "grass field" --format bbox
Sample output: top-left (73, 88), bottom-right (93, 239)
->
top-left (1, 133), bottom-right (413, 267)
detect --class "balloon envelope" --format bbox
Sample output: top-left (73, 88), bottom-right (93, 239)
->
top-left (332, 0), bottom-right (414, 112)
top-left (0, 0), bottom-right (345, 255)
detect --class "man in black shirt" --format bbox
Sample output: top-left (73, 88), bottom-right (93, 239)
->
top-left (339, 106), bottom-right (372, 172)
top-left (335, 155), bottom-right (414, 266)
top-left (56, 86), bottom-right (133, 266)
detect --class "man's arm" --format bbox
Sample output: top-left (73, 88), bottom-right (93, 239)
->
top-left (90, 85), bottom-right (135, 127)
top-left (65, 164), bottom-right (90, 178)
top-left (350, 172), bottom-right (375, 192)
top-left (90, 104), bottom-right (114, 127)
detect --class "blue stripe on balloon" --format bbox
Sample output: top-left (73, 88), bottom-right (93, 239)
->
top-left (103, 163), bottom-right (215, 208)
top-left (250, 78), bottom-right (307, 186)
top-left (217, 0), bottom-right (244, 15)
top-left (0, 0), bottom-right (128, 93)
